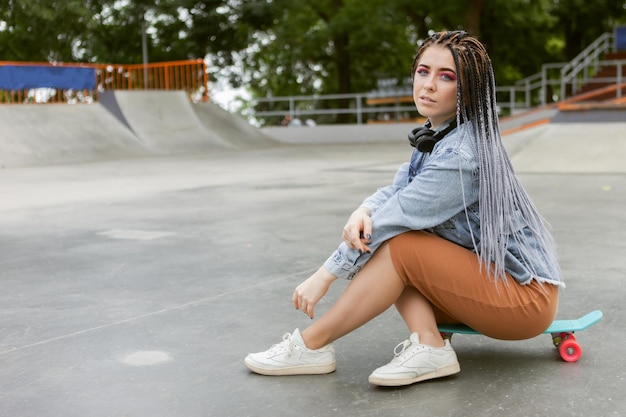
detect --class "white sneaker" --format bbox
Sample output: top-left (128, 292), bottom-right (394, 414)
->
top-left (368, 332), bottom-right (460, 386)
top-left (244, 329), bottom-right (336, 376)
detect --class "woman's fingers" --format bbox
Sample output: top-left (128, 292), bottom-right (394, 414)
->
top-left (342, 208), bottom-right (373, 252)
top-left (344, 230), bottom-right (372, 252)
top-left (293, 285), bottom-right (314, 318)
top-left (292, 289), bottom-right (299, 309)
top-left (292, 269), bottom-right (336, 319)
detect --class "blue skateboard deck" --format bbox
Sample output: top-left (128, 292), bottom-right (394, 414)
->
top-left (437, 310), bottom-right (603, 362)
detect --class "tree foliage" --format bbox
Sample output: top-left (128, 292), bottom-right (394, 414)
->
top-left (0, 0), bottom-right (91, 61)
top-left (1, 0), bottom-right (625, 115)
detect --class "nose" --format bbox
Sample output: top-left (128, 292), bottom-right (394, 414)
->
top-left (423, 75), bottom-right (436, 91)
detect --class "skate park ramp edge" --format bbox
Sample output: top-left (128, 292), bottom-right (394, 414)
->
top-left (0, 91), bottom-right (279, 168)
top-left (101, 91), bottom-right (278, 153)
top-left (0, 102), bottom-right (147, 168)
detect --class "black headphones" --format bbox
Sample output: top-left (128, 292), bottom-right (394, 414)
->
top-left (408, 120), bottom-right (457, 153)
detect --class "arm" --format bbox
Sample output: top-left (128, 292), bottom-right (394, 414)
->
top-left (293, 139), bottom-right (477, 317)
top-left (359, 161), bottom-right (411, 215)
top-left (324, 143), bottom-right (478, 280)
top-left (292, 266), bottom-right (337, 319)
top-left (291, 162), bottom-right (412, 319)
top-left (342, 161), bottom-right (414, 252)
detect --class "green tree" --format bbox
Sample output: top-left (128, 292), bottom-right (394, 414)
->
top-left (0, 0), bottom-right (90, 61)
top-left (79, 0), bottom-right (197, 63)
top-left (480, 0), bottom-right (559, 84)
top-left (551, 0), bottom-right (626, 59)
top-left (2, 0), bottom-right (625, 120)
top-left (233, 0), bottom-right (421, 122)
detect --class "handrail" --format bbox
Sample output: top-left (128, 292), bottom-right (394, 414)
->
top-left (560, 33), bottom-right (614, 97)
top-left (253, 33), bottom-right (624, 125)
top-left (561, 33), bottom-right (612, 78)
top-left (0, 59), bottom-right (209, 104)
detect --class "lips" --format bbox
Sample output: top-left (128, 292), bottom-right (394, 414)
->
top-left (419, 96), bottom-right (437, 107)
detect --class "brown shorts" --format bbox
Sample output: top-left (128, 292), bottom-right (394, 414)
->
top-left (389, 231), bottom-right (559, 340)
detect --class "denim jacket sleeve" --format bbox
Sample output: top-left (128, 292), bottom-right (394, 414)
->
top-left (323, 131), bottom-right (479, 280)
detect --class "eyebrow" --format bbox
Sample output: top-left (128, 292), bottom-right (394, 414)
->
top-left (417, 63), bottom-right (457, 73)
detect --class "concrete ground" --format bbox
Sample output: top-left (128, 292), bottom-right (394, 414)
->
top-left (1, 112), bottom-right (625, 416)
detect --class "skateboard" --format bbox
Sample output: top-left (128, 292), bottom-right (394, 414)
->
top-left (437, 310), bottom-right (603, 363)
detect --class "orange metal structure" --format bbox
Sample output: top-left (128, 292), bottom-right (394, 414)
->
top-left (0, 59), bottom-right (209, 104)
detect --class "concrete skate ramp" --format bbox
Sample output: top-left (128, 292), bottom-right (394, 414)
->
top-left (0, 102), bottom-right (146, 168)
top-left (105, 90), bottom-right (234, 152)
top-left (106, 91), bottom-right (278, 152)
top-left (504, 121), bottom-right (626, 174)
top-left (192, 101), bottom-right (278, 149)
top-left (0, 91), bottom-right (280, 168)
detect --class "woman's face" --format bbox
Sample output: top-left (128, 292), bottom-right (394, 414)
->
top-left (413, 45), bottom-right (458, 128)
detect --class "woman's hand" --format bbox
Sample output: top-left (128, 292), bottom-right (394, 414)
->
top-left (342, 206), bottom-right (372, 252)
top-left (293, 267), bottom-right (337, 319)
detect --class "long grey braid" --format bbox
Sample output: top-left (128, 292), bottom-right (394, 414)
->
top-left (412, 31), bottom-right (561, 284)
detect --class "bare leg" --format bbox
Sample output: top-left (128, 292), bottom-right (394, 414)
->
top-left (301, 242), bottom-right (405, 349)
top-left (394, 286), bottom-right (445, 347)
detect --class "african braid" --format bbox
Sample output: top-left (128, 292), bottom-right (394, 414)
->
top-left (414, 31), bottom-right (561, 284)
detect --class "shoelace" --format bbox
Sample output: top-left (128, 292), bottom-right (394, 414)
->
top-left (268, 333), bottom-right (294, 356)
top-left (393, 339), bottom-right (411, 356)
top-left (391, 338), bottom-right (423, 364)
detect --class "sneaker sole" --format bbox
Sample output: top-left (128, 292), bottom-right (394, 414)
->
top-left (368, 362), bottom-right (460, 386)
top-left (244, 357), bottom-right (336, 376)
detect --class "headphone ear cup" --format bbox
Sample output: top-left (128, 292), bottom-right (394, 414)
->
top-left (408, 127), bottom-right (437, 152)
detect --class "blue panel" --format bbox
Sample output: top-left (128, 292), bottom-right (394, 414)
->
top-left (616, 25), bottom-right (626, 52)
top-left (0, 65), bottom-right (96, 90)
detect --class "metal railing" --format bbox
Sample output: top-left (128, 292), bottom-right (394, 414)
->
top-left (253, 32), bottom-right (625, 125)
top-left (0, 59), bottom-right (209, 104)
top-left (253, 93), bottom-right (418, 125)
top-left (97, 59), bottom-right (208, 101)
top-left (560, 32), bottom-right (614, 97)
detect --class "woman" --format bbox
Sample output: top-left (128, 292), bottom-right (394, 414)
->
top-left (244, 31), bottom-right (563, 387)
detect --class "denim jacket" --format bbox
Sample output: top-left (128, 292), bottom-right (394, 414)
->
top-left (323, 125), bottom-right (562, 286)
